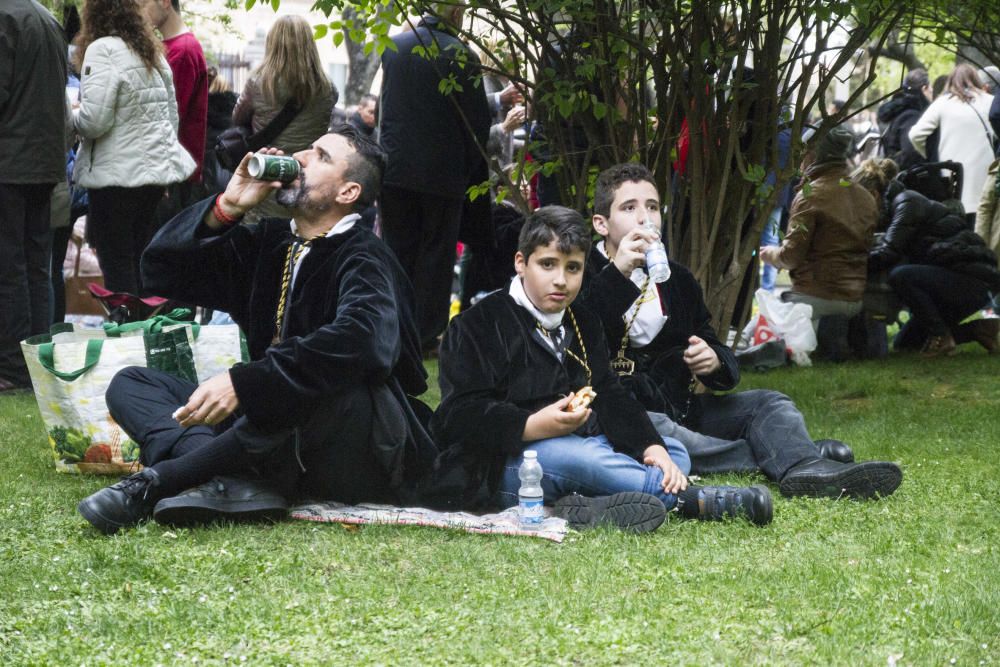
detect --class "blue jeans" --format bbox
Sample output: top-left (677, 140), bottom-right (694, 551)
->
top-left (497, 435), bottom-right (690, 510)
top-left (759, 207), bottom-right (781, 292)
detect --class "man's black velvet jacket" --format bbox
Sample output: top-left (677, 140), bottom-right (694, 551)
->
top-left (141, 197), bottom-right (429, 436)
top-left (579, 251), bottom-right (740, 426)
top-left (430, 289), bottom-right (662, 494)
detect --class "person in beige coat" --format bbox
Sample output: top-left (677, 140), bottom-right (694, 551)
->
top-left (231, 15), bottom-right (337, 224)
top-left (72, 0), bottom-right (194, 295)
top-left (976, 159), bottom-right (1000, 259)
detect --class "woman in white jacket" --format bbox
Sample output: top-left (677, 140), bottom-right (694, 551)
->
top-left (909, 63), bottom-right (996, 217)
top-left (72, 0), bottom-right (194, 295)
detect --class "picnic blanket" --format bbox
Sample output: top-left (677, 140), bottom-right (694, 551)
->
top-left (291, 502), bottom-right (569, 543)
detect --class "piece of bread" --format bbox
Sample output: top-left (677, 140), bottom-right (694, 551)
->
top-left (567, 386), bottom-right (597, 412)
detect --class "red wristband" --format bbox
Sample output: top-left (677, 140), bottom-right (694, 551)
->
top-left (213, 195), bottom-right (241, 226)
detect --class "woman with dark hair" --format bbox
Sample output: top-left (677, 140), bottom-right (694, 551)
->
top-left (862, 159), bottom-right (1000, 356)
top-left (72, 0), bottom-right (194, 295)
top-left (232, 14), bottom-right (337, 223)
top-left (909, 63), bottom-right (996, 216)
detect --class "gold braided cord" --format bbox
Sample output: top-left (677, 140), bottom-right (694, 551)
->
top-left (564, 307), bottom-right (592, 385)
top-left (272, 230), bottom-right (329, 344)
top-left (618, 274), bottom-right (651, 356)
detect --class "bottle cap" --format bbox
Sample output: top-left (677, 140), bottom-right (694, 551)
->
top-left (524, 451), bottom-right (538, 459)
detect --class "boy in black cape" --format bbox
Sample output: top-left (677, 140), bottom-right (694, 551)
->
top-left (431, 205), bottom-right (772, 532)
top-left (78, 126), bottom-right (436, 534)
top-left (579, 162), bottom-right (902, 500)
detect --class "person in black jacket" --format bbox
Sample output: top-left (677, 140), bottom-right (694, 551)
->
top-left (78, 126), bottom-right (437, 534)
top-left (378, 3), bottom-right (492, 351)
top-left (579, 163), bottom-right (903, 500)
top-left (0, 1), bottom-right (67, 392)
top-left (877, 68), bottom-right (933, 171)
top-left (432, 206), bottom-right (773, 530)
top-left (867, 175), bottom-right (1000, 356)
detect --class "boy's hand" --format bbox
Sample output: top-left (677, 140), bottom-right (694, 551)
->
top-left (683, 335), bottom-right (721, 376)
top-left (758, 245), bottom-right (781, 267)
top-left (643, 444), bottom-right (688, 494)
top-left (521, 395), bottom-right (591, 441)
top-left (612, 227), bottom-right (660, 277)
top-left (215, 148), bottom-right (286, 221)
top-left (174, 372), bottom-right (240, 427)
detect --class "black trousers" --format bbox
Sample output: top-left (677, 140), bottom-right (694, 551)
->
top-left (87, 185), bottom-right (164, 295)
top-left (106, 366), bottom-right (395, 503)
top-left (0, 182), bottom-right (54, 386)
top-left (380, 185), bottom-right (463, 349)
top-left (888, 264), bottom-right (990, 348)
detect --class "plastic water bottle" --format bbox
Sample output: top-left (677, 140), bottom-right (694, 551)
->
top-left (518, 451), bottom-right (544, 529)
top-left (645, 238), bottom-right (671, 283)
top-left (644, 217), bottom-right (671, 283)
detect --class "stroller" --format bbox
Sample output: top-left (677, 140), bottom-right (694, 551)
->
top-left (85, 283), bottom-right (185, 325)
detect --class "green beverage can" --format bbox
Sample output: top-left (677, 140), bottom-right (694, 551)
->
top-left (247, 153), bottom-right (300, 183)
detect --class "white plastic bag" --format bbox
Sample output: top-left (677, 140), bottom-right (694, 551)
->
top-left (755, 289), bottom-right (817, 366)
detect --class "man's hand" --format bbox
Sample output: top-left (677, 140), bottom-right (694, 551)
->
top-left (174, 372), bottom-right (240, 427)
top-left (758, 245), bottom-right (781, 267)
top-left (213, 148), bottom-right (286, 224)
top-left (501, 105), bottom-right (526, 133)
top-left (499, 82), bottom-right (524, 107)
top-left (683, 335), bottom-right (721, 376)
top-left (522, 395), bottom-right (591, 441)
top-left (612, 227), bottom-right (660, 277)
top-left (643, 444), bottom-right (688, 494)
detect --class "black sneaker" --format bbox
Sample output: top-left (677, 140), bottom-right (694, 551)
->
top-left (778, 458), bottom-right (902, 499)
top-left (78, 468), bottom-right (162, 535)
top-left (678, 485), bottom-right (773, 526)
top-left (153, 475), bottom-right (289, 527)
top-left (553, 491), bottom-right (666, 533)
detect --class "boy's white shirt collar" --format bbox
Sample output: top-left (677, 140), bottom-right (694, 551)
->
top-left (508, 276), bottom-right (565, 330)
top-left (596, 240), bottom-right (668, 348)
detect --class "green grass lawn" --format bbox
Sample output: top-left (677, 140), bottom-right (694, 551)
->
top-left (1, 351), bottom-right (999, 665)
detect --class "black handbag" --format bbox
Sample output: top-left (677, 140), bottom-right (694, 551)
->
top-left (214, 99), bottom-right (300, 171)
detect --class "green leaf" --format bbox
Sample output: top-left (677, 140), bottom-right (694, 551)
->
top-left (270, 0), bottom-right (279, 11)
top-left (313, 24), bottom-right (328, 40)
top-left (244, 0), bottom-right (256, 9)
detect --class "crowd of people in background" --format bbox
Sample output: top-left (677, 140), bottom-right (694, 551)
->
top-left (3, 0), bottom-right (1000, 393)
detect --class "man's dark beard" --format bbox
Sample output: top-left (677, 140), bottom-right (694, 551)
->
top-left (275, 169), bottom-right (333, 214)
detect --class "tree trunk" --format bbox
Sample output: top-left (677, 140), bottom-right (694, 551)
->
top-left (340, 5), bottom-right (384, 107)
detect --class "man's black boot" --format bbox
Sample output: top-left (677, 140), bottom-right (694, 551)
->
top-left (815, 439), bottom-right (855, 463)
top-left (676, 485), bottom-right (773, 526)
top-left (553, 491), bottom-right (666, 533)
top-left (153, 475), bottom-right (289, 527)
top-left (778, 457), bottom-right (902, 499)
top-left (78, 468), bottom-right (162, 535)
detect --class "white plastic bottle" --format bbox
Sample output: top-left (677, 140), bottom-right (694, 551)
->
top-left (518, 451), bottom-right (544, 529)
top-left (644, 218), bottom-right (671, 284)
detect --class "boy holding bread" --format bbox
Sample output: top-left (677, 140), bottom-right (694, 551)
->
top-left (430, 206), bottom-right (772, 531)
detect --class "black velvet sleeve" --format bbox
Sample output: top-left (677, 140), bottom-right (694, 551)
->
top-left (684, 271), bottom-right (740, 392)
top-left (581, 307), bottom-right (662, 460)
top-left (228, 245), bottom-right (402, 431)
top-left (431, 308), bottom-right (534, 459)
top-left (579, 259), bottom-right (642, 352)
top-left (140, 196), bottom-right (258, 323)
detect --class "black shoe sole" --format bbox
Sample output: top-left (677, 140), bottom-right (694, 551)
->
top-left (553, 491), bottom-right (666, 533)
top-left (153, 497), bottom-right (289, 527)
top-left (779, 461), bottom-right (902, 499)
top-left (745, 484), bottom-right (774, 526)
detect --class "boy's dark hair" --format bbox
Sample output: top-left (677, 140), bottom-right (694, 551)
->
top-left (517, 205), bottom-right (592, 258)
top-left (171, 1), bottom-right (181, 12)
top-left (593, 163), bottom-right (657, 218)
top-left (332, 123), bottom-right (387, 211)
